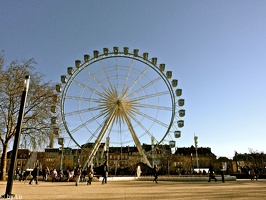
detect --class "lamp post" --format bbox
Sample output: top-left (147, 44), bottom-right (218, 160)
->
top-left (235, 151), bottom-right (238, 173)
top-left (58, 138), bottom-right (64, 171)
top-left (4, 76), bottom-right (30, 198)
top-left (194, 135), bottom-right (199, 170)
top-left (151, 136), bottom-right (154, 167)
top-left (105, 136), bottom-right (110, 165)
top-left (190, 153), bottom-right (193, 174)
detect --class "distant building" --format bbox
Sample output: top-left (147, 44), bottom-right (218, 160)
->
top-left (231, 152), bottom-right (266, 174)
top-left (6, 149), bottom-right (31, 172)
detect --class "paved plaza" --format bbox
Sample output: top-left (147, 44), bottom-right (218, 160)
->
top-left (0, 179), bottom-right (265, 200)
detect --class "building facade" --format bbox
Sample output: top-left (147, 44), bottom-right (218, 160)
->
top-left (5, 144), bottom-right (253, 175)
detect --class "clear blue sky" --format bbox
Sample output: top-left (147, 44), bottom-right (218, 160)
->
top-left (1, 0), bottom-right (266, 158)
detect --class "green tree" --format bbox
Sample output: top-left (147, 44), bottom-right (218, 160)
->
top-left (0, 54), bottom-right (58, 180)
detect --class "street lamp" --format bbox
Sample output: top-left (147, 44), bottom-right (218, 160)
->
top-left (105, 136), bottom-right (110, 164)
top-left (4, 76), bottom-right (30, 198)
top-left (194, 135), bottom-right (199, 170)
top-left (58, 138), bottom-right (64, 171)
top-left (151, 136), bottom-right (155, 167)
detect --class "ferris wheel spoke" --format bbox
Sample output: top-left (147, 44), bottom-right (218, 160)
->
top-left (99, 60), bottom-right (113, 89)
top-left (128, 113), bottom-right (159, 143)
top-left (127, 76), bottom-right (161, 99)
top-left (64, 105), bottom-right (103, 116)
top-left (72, 79), bottom-right (103, 97)
top-left (132, 91), bottom-right (170, 102)
top-left (65, 96), bottom-right (99, 102)
top-left (85, 61), bottom-right (114, 94)
top-left (134, 109), bottom-right (169, 128)
top-left (86, 122), bottom-right (105, 144)
top-left (134, 103), bottom-right (172, 111)
top-left (122, 58), bottom-right (134, 97)
top-left (125, 66), bottom-right (149, 97)
top-left (69, 111), bottom-right (107, 135)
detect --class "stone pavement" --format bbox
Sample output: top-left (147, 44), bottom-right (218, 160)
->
top-left (0, 179), bottom-right (265, 200)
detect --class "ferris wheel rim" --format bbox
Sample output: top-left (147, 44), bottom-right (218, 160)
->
top-left (59, 48), bottom-right (182, 148)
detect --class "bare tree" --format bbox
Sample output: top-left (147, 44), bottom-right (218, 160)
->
top-left (0, 55), bottom-right (58, 180)
top-left (248, 148), bottom-right (266, 169)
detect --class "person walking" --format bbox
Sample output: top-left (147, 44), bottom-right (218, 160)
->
top-left (87, 165), bottom-right (94, 185)
top-left (208, 163), bottom-right (217, 182)
top-left (29, 165), bottom-right (39, 185)
top-left (249, 168), bottom-right (255, 181)
top-left (75, 168), bottom-right (82, 186)
top-left (153, 165), bottom-right (159, 183)
top-left (254, 167), bottom-right (260, 181)
top-left (42, 166), bottom-right (49, 182)
top-left (81, 168), bottom-right (87, 182)
top-left (14, 168), bottom-right (20, 181)
top-left (102, 161), bottom-right (108, 185)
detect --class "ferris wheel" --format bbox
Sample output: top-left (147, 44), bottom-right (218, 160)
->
top-left (56, 47), bottom-right (185, 167)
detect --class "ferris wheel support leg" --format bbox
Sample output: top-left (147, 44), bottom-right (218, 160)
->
top-left (125, 117), bottom-right (152, 168)
top-left (120, 104), bottom-right (152, 168)
top-left (82, 105), bottom-right (117, 169)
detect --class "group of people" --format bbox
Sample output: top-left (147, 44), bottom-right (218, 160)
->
top-left (73, 161), bottom-right (109, 186)
top-left (14, 168), bottom-right (28, 181)
top-left (207, 163), bottom-right (262, 182)
top-left (39, 167), bottom-right (67, 182)
top-left (152, 163), bottom-right (219, 183)
top-left (26, 161), bottom-right (110, 186)
top-left (25, 165), bottom-right (94, 185)
top-left (25, 162), bottom-right (223, 185)
top-left (249, 167), bottom-right (260, 181)
top-left (14, 166), bottom-right (40, 184)
top-left (42, 166), bottom-right (95, 183)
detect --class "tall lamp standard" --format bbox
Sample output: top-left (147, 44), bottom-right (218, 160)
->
top-left (58, 138), bottom-right (64, 171)
top-left (4, 76), bottom-right (30, 198)
top-left (194, 135), bottom-right (199, 170)
top-left (105, 136), bottom-right (110, 164)
top-left (151, 136), bottom-right (155, 167)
